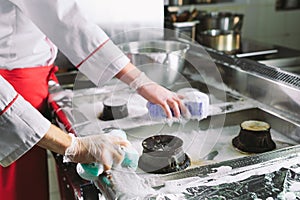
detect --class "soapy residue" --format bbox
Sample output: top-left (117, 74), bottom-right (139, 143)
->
top-left (70, 77), bottom-right (300, 199)
top-left (110, 167), bottom-right (158, 199)
top-left (161, 158), bottom-right (300, 199)
top-left (106, 156), bottom-right (300, 200)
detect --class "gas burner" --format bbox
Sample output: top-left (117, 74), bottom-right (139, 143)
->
top-left (99, 97), bottom-right (128, 121)
top-left (232, 120), bottom-right (276, 154)
top-left (138, 135), bottom-right (190, 174)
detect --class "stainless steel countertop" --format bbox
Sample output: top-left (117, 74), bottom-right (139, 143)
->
top-left (52, 39), bottom-right (300, 199)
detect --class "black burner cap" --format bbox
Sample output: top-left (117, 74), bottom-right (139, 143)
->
top-left (138, 135), bottom-right (190, 174)
top-left (99, 97), bottom-right (128, 121)
top-left (232, 120), bottom-right (276, 153)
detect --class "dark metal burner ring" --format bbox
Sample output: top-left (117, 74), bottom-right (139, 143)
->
top-left (138, 135), bottom-right (190, 174)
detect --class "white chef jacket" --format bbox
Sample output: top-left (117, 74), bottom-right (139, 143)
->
top-left (0, 0), bottom-right (130, 167)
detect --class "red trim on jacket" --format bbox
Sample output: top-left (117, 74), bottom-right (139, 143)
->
top-left (76, 39), bottom-right (110, 69)
top-left (0, 94), bottom-right (19, 115)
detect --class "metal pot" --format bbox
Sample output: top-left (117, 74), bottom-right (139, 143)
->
top-left (197, 12), bottom-right (244, 33)
top-left (197, 29), bottom-right (241, 52)
top-left (193, 0), bottom-right (216, 3)
top-left (166, 0), bottom-right (190, 6)
top-left (118, 40), bottom-right (190, 87)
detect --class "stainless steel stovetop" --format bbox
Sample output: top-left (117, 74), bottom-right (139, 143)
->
top-left (51, 38), bottom-right (300, 199)
top-left (61, 76), bottom-right (300, 199)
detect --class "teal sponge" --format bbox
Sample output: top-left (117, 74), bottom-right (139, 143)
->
top-left (76, 129), bottom-right (139, 181)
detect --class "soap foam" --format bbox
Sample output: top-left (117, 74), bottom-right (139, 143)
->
top-left (110, 168), bottom-right (157, 199)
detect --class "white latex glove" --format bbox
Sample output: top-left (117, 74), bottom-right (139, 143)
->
top-left (130, 72), bottom-right (187, 118)
top-left (116, 63), bottom-right (187, 118)
top-left (63, 134), bottom-right (129, 170)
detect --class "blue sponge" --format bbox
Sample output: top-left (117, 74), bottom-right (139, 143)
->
top-left (147, 88), bottom-right (209, 120)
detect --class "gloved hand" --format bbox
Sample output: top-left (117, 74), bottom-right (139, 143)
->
top-left (116, 63), bottom-right (187, 118)
top-left (63, 134), bottom-right (129, 171)
top-left (73, 129), bottom-right (139, 181)
top-left (130, 72), bottom-right (188, 118)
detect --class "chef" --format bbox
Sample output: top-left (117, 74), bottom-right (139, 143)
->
top-left (0, 0), bottom-right (185, 200)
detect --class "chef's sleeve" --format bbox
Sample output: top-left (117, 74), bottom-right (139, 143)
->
top-left (0, 76), bottom-right (51, 167)
top-left (9, 0), bottom-right (130, 86)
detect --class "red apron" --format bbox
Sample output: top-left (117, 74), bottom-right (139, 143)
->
top-left (0, 65), bottom-right (58, 200)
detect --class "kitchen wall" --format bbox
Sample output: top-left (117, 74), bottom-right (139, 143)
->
top-left (77, 0), bottom-right (164, 43)
top-left (176, 0), bottom-right (300, 50)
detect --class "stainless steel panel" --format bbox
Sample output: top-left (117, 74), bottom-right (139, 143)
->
top-left (94, 107), bottom-right (300, 199)
top-left (53, 39), bottom-right (300, 199)
top-left (190, 47), bottom-right (300, 124)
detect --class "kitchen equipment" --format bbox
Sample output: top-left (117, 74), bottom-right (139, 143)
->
top-left (276, 0), bottom-right (300, 10)
top-left (197, 11), bottom-right (244, 33)
top-left (166, 0), bottom-right (190, 6)
top-left (138, 135), bottom-right (191, 174)
top-left (99, 97), bottom-right (129, 121)
top-left (193, 0), bottom-right (217, 3)
top-left (235, 38), bottom-right (278, 58)
top-left (197, 29), bottom-right (241, 52)
top-left (51, 36), bottom-right (300, 199)
top-left (232, 120), bottom-right (276, 153)
top-left (172, 21), bottom-right (199, 41)
top-left (196, 11), bottom-right (243, 52)
top-left (164, 9), bottom-right (201, 41)
top-left (202, 150), bottom-right (218, 161)
top-left (118, 40), bottom-right (190, 87)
